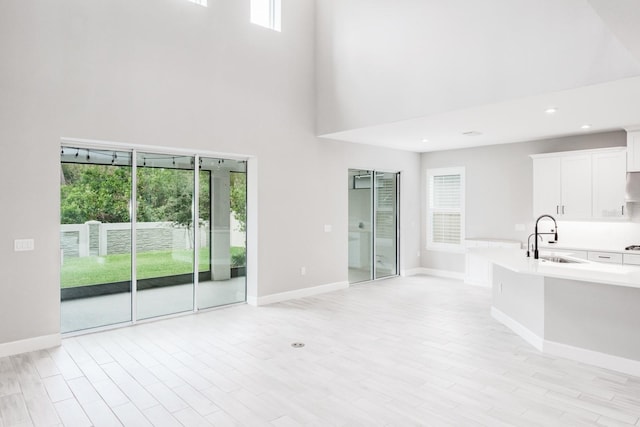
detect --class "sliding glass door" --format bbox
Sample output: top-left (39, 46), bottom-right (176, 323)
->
top-left (198, 157), bottom-right (247, 309)
top-left (60, 146), bottom-right (247, 333)
top-left (375, 172), bottom-right (398, 279)
top-left (60, 149), bottom-right (133, 333)
top-left (348, 169), bottom-right (399, 283)
top-left (348, 170), bottom-right (374, 283)
top-left (135, 152), bottom-right (195, 320)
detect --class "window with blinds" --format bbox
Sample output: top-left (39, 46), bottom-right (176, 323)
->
top-left (427, 167), bottom-right (465, 251)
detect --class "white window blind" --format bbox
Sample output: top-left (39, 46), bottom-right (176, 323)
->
top-left (427, 168), bottom-right (465, 251)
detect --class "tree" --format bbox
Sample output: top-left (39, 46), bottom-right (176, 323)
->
top-left (230, 172), bottom-right (246, 231)
top-left (61, 164), bottom-right (245, 232)
top-left (60, 164), bottom-right (131, 224)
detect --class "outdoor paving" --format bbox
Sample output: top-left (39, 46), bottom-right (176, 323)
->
top-left (61, 277), bottom-right (246, 333)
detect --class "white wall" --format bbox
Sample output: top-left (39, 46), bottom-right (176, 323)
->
top-left (315, 0), bottom-right (640, 135)
top-left (421, 131), bottom-right (628, 273)
top-left (0, 1), bottom-right (421, 349)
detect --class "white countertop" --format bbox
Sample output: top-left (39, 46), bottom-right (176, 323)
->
top-left (470, 247), bottom-right (640, 289)
top-left (539, 243), bottom-right (637, 255)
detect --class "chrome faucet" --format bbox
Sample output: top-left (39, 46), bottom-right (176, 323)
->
top-left (533, 214), bottom-right (558, 259)
top-left (526, 233), bottom-right (543, 258)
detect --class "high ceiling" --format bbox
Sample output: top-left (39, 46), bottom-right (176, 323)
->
top-left (316, 0), bottom-right (640, 152)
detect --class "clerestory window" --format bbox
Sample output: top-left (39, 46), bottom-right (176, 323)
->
top-left (251, 0), bottom-right (281, 32)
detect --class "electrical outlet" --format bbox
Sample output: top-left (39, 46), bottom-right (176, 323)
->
top-left (324, 224), bottom-right (332, 233)
top-left (301, 266), bottom-right (306, 276)
top-left (515, 224), bottom-right (525, 231)
top-left (14, 239), bottom-right (34, 252)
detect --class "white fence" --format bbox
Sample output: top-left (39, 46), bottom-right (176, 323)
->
top-left (61, 220), bottom-right (244, 258)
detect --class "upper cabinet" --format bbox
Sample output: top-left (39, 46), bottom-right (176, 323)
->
top-left (531, 147), bottom-right (627, 220)
top-left (532, 156), bottom-right (563, 217)
top-left (560, 154), bottom-right (593, 218)
top-left (628, 131), bottom-right (640, 172)
top-left (532, 153), bottom-right (591, 219)
top-left (592, 150), bottom-right (627, 218)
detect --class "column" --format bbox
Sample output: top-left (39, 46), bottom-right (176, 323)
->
top-left (211, 170), bottom-right (231, 280)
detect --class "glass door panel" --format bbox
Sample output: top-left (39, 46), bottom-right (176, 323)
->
top-left (136, 152), bottom-right (195, 320)
top-left (197, 157), bottom-right (247, 309)
top-left (60, 147), bottom-right (132, 333)
top-left (348, 169), bottom-right (374, 283)
top-left (375, 172), bottom-right (398, 279)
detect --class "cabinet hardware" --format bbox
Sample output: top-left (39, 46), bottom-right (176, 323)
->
top-left (598, 256), bottom-right (611, 259)
top-left (556, 205), bottom-right (559, 214)
top-left (622, 205), bottom-right (625, 216)
top-left (562, 205), bottom-right (565, 214)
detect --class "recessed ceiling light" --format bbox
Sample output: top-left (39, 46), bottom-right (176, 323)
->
top-left (421, 138), bottom-right (429, 143)
top-left (581, 124), bottom-right (592, 130)
top-left (462, 131), bottom-right (482, 136)
top-left (545, 107), bottom-right (558, 114)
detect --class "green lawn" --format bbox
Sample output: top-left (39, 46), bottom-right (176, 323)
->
top-left (61, 247), bottom-right (245, 288)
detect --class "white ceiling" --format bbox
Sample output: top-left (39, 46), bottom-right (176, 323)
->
top-left (317, 0), bottom-right (640, 153)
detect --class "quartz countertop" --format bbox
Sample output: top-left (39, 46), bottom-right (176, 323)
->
top-left (470, 247), bottom-right (640, 289)
top-left (538, 243), bottom-right (637, 255)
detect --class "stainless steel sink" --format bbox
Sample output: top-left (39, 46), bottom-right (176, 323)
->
top-left (539, 255), bottom-right (585, 264)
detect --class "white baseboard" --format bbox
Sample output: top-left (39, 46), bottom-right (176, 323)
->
top-left (247, 281), bottom-right (350, 306)
top-left (401, 268), bottom-right (427, 277)
top-left (544, 340), bottom-right (640, 378)
top-left (491, 307), bottom-right (544, 351)
top-left (491, 307), bottom-right (640, 377)
top-left (0, 333), bottom-right (61, 358)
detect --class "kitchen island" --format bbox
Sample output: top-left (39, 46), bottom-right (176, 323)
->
top-left (474, 247), bottom-right (640, 376)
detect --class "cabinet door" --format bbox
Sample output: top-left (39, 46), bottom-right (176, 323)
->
top-left (593, 150), bottom-right (626, 218)
top-left (560, 155), bottom-right (592, 219)
top-left (533, 157), bottom-right (562, 217)
top-left (628, 132), bottom-right (640, 172)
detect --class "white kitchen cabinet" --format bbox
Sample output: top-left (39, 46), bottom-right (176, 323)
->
top-left (560, 154), bottom-right (592, 218)
top-left (627, 131), bottom-right (640, 172)
top-left (532, 156), bottom-right (562, 217)
top-left (623, 253), bottom-right (640, 265)
top-left (532, 154), bottom-right (591, 219)
top-left (588, 251), bottom-right (623, 264)
top-left (592, 150), bottom-right (627, 218)
top-left (465, 238), bottom-right (520, 287)
top-left (532, 147), bottom-right (626, 220)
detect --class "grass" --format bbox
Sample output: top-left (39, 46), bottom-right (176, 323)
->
top-left (61, 247), bottom-right (245, 288)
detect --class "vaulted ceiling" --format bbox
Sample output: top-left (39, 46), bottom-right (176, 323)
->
top-left (315, 0), bottom-right (640, 152)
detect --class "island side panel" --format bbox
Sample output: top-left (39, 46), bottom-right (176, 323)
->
top-left (492, 265), bottom-right (545, 340)
top-left (545, 278), bottom-right (640, 362)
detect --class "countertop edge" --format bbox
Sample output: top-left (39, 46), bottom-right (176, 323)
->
top-left (470, 248), bottom-right (640, 290)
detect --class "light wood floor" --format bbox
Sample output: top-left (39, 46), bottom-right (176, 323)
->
top-left (2, 275), bottom-right (640, 426)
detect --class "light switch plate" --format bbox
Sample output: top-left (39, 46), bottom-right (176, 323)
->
top-left (324, 224), bottom-right (332, 233)
top-left (14, 239), bottom-right (35, 252)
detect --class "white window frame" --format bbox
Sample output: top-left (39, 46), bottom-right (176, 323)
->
top-left (251, 0), bottom-right (281, 32)
top-left (187, 0), bottom-right (208, 7)
top-left (426, 167), bottom-right (465, 253)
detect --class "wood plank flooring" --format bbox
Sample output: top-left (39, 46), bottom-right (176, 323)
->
top-left (1, 275), bottom-right (640, 426)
